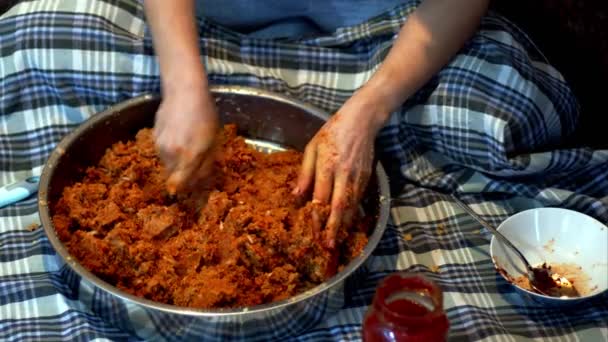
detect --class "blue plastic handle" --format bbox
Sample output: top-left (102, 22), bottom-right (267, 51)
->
top-left (0, 176), bottom-right (40, 208)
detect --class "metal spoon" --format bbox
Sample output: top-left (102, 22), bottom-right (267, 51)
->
top-left (451, 196), bottom-right (574, 297)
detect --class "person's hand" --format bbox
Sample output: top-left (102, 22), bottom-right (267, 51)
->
top-left (154, 87), bottom-right (220, 194)
top-left (294, 92), bottom-right (390, 249)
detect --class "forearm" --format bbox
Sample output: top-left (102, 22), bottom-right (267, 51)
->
top-left (360, 0), bottom-right (489, 128)
top-left (144, 0), bottom-right (207, 96)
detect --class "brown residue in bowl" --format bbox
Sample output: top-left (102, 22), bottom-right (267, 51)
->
top-left (543, 238), bottom-right (556, 253)
top-left (506, 263), bottom-right (591, 298)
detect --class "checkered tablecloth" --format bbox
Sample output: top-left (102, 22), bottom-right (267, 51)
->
top-left (1, 0), bottom-right (607, 341)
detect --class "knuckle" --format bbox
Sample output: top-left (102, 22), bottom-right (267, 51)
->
top-left (319, 162), bottom-right (334, 176)
top-left (331, 197), bottom-right (347, 211)
top-left (304, 141), bottom-right (317, 154)
top-left (338, 164), bottom-right (352, 174)
top-left (303, 148), bottom-right (313, 160)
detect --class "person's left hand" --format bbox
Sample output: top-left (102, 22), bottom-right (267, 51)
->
top-left (293, 92), bottom-right (390, 249)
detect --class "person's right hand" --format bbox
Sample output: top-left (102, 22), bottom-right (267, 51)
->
top-left (154, 87), bottom-right (220, 194)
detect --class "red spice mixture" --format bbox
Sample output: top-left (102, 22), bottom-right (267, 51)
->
top-left (53, 125), bottom-right (372, 308)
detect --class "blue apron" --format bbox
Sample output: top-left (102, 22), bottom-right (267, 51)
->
top-left (196, 0), bottom-right (406, 38)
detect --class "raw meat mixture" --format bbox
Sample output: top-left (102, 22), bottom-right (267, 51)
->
top-left (53, 125), bottom-right (373, 308)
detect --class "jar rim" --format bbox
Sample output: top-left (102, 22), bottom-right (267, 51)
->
top-left (372, 272), bottom-right (445, 325)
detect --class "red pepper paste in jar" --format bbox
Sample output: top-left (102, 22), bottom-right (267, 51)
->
top-left (362, 273), bottom-right (449, 342)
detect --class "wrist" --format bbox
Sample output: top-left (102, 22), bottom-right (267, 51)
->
top-left (362, 66), bottom-right (417, 118)
top-left (161, 66), bottom-right (208, 99)
top-left (348, 86), bottom-right (393, 133)
top-left (159, 74), bottom-right (217, 122)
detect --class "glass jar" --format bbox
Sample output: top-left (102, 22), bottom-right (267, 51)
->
top-left (362, 272), bottom-right (449, 342)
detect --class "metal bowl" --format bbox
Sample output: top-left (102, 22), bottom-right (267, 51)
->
top-left (38, 86), bottom-right (391, 341)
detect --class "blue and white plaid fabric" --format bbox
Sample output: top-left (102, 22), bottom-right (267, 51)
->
top-left (1, 0), bottom-right (607, 341)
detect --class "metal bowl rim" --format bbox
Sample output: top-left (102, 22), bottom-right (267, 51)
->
top-left (38, 85), bottom-right (391, 317)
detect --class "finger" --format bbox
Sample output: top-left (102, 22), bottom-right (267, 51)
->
top-left (155, 129), bottom-right (179, 173)
top-left (311, 207), bottom-right (321, 240)
top-left (184, 151), bottom-right (215, 190)
top-left (353, 167), bottom-right (372, 204)
top-left (294, 142), bottom-right (317, 196)
top-left (153, 111), bottom-right (164, 139)
top-left (165, 147), bottom-right (201, 194)
top-left (323, 248), bottom-right (339, 278)
top-left (158, 147), bottom-right (178, 174)
top-left (342, 188), bottom-right (357, 232)
top-left (343, 207), bottom-right (356, 234)
top-left (324, 169), bottom-right (349, 249)
top-left (166, 164), bottom-right (190, 195)
top-left (175, 136), bottom-right (220, 192)
top-left (313, 156), bottom-right (334, 204)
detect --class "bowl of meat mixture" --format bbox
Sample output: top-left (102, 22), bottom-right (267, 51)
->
top-left (38, 86), bottom-right (391, 340)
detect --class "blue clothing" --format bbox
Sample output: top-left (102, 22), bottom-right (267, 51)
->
top-left (196, 0), bottom-right (405, 37)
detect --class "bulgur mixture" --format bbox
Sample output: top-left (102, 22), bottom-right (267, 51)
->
top-left (52, 124), bottom-right (372, 308)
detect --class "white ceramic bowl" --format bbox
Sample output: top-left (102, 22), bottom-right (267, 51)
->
top-left (490, 207), bottom-right (608, 305)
